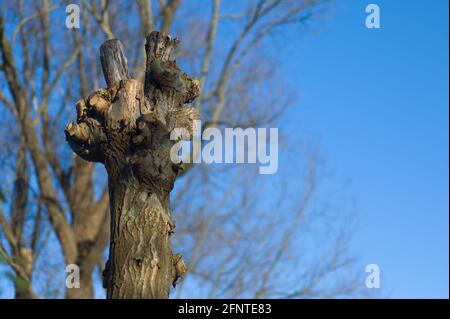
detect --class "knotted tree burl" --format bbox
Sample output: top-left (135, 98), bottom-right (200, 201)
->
top-left (65, 31), bottom-right (199, 298)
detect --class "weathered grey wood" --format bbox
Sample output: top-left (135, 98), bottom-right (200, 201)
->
top-left (100, 39), bottom-right (130, 86)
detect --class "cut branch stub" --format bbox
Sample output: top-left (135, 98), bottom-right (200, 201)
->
top-left (143, 31), bottom-right (200, 125)
top-left (65, 32), bottom-right (200, 298)
top-left (100, 39), bottom-right (130, 86)
top-left (145, 31), bottom-right (179, 62)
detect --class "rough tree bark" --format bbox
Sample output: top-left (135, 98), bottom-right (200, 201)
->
top-left (65, 32), bottom-right (198, 298)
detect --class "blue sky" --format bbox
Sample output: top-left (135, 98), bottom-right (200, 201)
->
top-left (280, 0), bottom-right (448, 298)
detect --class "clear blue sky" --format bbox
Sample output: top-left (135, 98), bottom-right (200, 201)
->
top-left (280, 0), bottom-right (448, 298)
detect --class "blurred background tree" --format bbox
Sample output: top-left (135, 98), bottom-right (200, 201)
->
top-left (0, 0), bottom-right (360, 298)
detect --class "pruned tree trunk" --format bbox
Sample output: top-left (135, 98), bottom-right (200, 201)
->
top-left (65, 32), bottom-right (198, 298)
top-left (105, 172), bottom-right (175, 298)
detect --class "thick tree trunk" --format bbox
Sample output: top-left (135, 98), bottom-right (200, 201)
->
top-left (105, 173), bottom-right (175, 298)
top-left (65, 32), bottom-right (197, 298)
